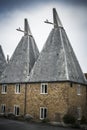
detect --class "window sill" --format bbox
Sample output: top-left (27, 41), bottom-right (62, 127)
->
top-left (15, 93), bottom-right (20, 94)
top-left (77, 94), bottom-right (81, 96)
top-left (40, 118), bottom-right (44, 120)
top-left (40, 93), bottom-right (48, 94)
top-left (1, 92), bottom-right (7, 94)
top-left (77, 118), bottom-right (81, 120)
top-left (15, 115), bottom-right (20, 116)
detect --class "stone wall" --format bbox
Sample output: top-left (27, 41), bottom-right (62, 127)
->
top-left (0, 82), bottom-right (86, 121)
top-left (68, 83), bottom-right (86, 117)
top-left (26, 82), bottom-right (69, 121)
top-left (0, 84), bottom-right (25, 115)
top-left (26, 82), bottom-right (86, 121)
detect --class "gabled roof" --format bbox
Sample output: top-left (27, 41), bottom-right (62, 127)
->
top-left (0, 45), bottom-right (6, 77)
top-left (0, 19), bottom-right (39, 83)
top-left (29, 8), bottom-right (86, 84)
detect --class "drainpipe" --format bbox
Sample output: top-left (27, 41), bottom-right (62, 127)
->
top-left (24, 83), bottom-right (27, 115)
top-left (86, 86), bottom-right (87, 117)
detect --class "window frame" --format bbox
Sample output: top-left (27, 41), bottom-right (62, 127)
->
top-left (14, 105), bottom-right (20, 116)
top-left (1, 84), bottom-right (7, 94)
top-left (40, 107), bottom-right (47, 119)
top-left (77, 107), bottom-right (81, 120)
top-left (15, 84), bottom-right (20, 94)
top-left (40, 83), bottom-right (48, 94)
top-left (1, 104), bottom-right (6, 113)
top-left (77, 85), bottom-right (81, 95)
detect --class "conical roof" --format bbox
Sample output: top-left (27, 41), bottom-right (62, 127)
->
top-left (0, 19), bottom-right (39, 83)
top-left (0, 45), bottom-right (6, 77)
top-left (29, 8), bottom-right (86, 84)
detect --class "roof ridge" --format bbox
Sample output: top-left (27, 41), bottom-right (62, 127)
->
top-left (59, 28), bottom-right (69, 80)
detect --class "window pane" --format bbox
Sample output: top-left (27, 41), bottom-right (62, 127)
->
top-left (14, 106), bottom-right (16, 115)
top-left (5, 86), bottom-right (7, 92)
top-left (77, 107), bottom-right (81, 120)
top-left (15, 84), bottom-right (20, 93)
top-left (45, 85), bottom-right (47, 93)
top-left (3, 106), bottom-right (5, 113)
top-left (2, 85), bottom-right (7, 93)
top-left (19, 85), bottom-right (20, 93)
top-left (1, 105), bottom-right (5, 113)
top-left (42, 85), bottom-right (44, 93)
top-left (44, 108), bottom-right (47, 118)
top-left (14, 106), bottom-right (19, 115)
top-left (41, 108), bottom-right (43, 118)
top-left (41, 84), bottom-right (48, 94)
top-left (77, 85), bottom-right (81, 95)
top-left (17, 107), bottom-right (19, 115)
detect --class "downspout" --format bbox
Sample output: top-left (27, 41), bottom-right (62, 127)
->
top-left (24, 83), bottom-right (27, 115)
top-left (86, 86), bottom-right (87, 117)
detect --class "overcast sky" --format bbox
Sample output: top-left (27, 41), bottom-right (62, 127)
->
top-left (0, 0), bottom-right (87, 73)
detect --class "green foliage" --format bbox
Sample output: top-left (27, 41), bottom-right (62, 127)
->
top-left (80, 116), bottom-right (87, 124)
top-left (24, 114), bottom-right (33, 122)
top-left (63, 114), bottom-right (76, 124)
top-left (41, 118), bottom-right (49, 123)
top-left (7, 112), bottom-right (15, 119)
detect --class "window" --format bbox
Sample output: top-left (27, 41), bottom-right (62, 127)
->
top-left (15, 84), bottom-right (20, 94)
top-left (77, 107), bottom-right (81, 120)
top-left (41, 83), bottom-right (48, 94)
top-left (1, 104), bottom-right (6, 113)
top-left (14, 105), bottom-right (20, 116)
top-left (1, 84), bottom-right (7, 94)
top-left (40, 107), bottom-right (47, 119)
top-left (77, 85), bottom-right (81, 95)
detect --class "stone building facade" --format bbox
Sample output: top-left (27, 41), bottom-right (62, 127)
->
top-left (0, 8), bottom-right (87, 122)
top-left (0, 82), bottom-right (86, 121)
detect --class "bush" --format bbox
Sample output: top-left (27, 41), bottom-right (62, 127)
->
top-left (0, 113), bottom-right (5, 118)
top-left (63, 114), bottom-right (76, 124)
top-left (7, 112), bottom-right (15, 119)
top-left (24, 114), bottom-right (33, 122)
top-left (41, 118), bottom-right (49, 123)
top-left (14, 115), bottom-right (24, 121)
top-left (71, 123), bottom-right (80, 128)
top-left (80, 116), bottom-right (87, 124)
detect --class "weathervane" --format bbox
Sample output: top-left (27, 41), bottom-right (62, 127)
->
top-left (16, 27), bottom-right (32, 36)
top-left (44, 19), bottom-right (56, 26)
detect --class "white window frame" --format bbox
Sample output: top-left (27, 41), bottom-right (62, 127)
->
top-left (1, 84), bottom-right (7, 94)
top-left (40, 83), bottom-right (48, 94)
top-left (14, 105), bottom-right (20, 116)
top-left (1, 104), bottom-right (6, 113)
top-left (77, 107), bottom-right (81, 120)
top-left (40, 107), bottom-right (47, 119)
top-left (15, 84), bottom-right (20, 94)
top-left (77, 85), bottom-right (81, 95)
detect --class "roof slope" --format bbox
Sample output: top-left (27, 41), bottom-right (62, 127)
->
top-left (0, 19), bottom-right (39, 83)
top-left (29, 8), bottom-right (86, 84)
top-left (0, 45), bottom-right (6, 77)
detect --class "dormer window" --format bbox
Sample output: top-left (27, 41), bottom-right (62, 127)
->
top-left (40, 83), bottom-right (48, 94)
top-left (77, 85), bottom-right (81, 95)
top-left (1, 104), bottom-right (6, 113)
top-left (77, 107), bottom-right (81, 120)
top-left (1, 84), bottom-right (7, 94)
top-left (15, 84), bottom-right (20, 94)
top-left (14, 105), bottom-right (20, 116)
top-left (40, 107), bottom-right (47, 119)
